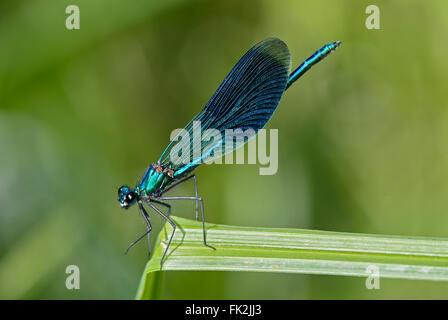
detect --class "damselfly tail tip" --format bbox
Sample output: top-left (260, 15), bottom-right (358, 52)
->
top-left (333, 40), bottom-right (342, 49)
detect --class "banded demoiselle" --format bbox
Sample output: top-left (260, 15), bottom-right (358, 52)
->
top-left (118, 38), bottom-right (341, 267)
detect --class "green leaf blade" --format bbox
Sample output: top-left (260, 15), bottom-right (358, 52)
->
top-left (136, 216), bottom-right (448, 299)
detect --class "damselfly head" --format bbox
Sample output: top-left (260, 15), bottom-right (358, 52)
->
top-left (118, 185), bottom-right (136, 209)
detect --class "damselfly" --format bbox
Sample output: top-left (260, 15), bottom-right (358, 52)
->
top-left (118, 38), bottom-right (341, 267)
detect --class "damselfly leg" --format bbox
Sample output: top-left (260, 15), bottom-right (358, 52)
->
top-left (145, 199), bottom-right (177, 269)
top-left (151, 199), bottom-right (171, 216)
top-left (139, 201), bottom-right (152, 259)
top-left (160, 175), bottom-right (199, 220)
top-left (125, 229), bottom-right (150, 255)
top-left (124, 200), bottom-right (171, 255)
top-left (156, 196), bottom-right (215, 251)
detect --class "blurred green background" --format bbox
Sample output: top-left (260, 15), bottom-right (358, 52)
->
top-left (1, 0), bottom-right (448, 299)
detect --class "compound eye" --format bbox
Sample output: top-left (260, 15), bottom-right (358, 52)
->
top-left (118, 186), bottom-right (129, 196)
top-left (126, 192), bottom-right (135, 202)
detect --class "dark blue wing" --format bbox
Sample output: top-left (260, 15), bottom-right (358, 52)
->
top-left (159, 38), bottom-right (291, 176)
